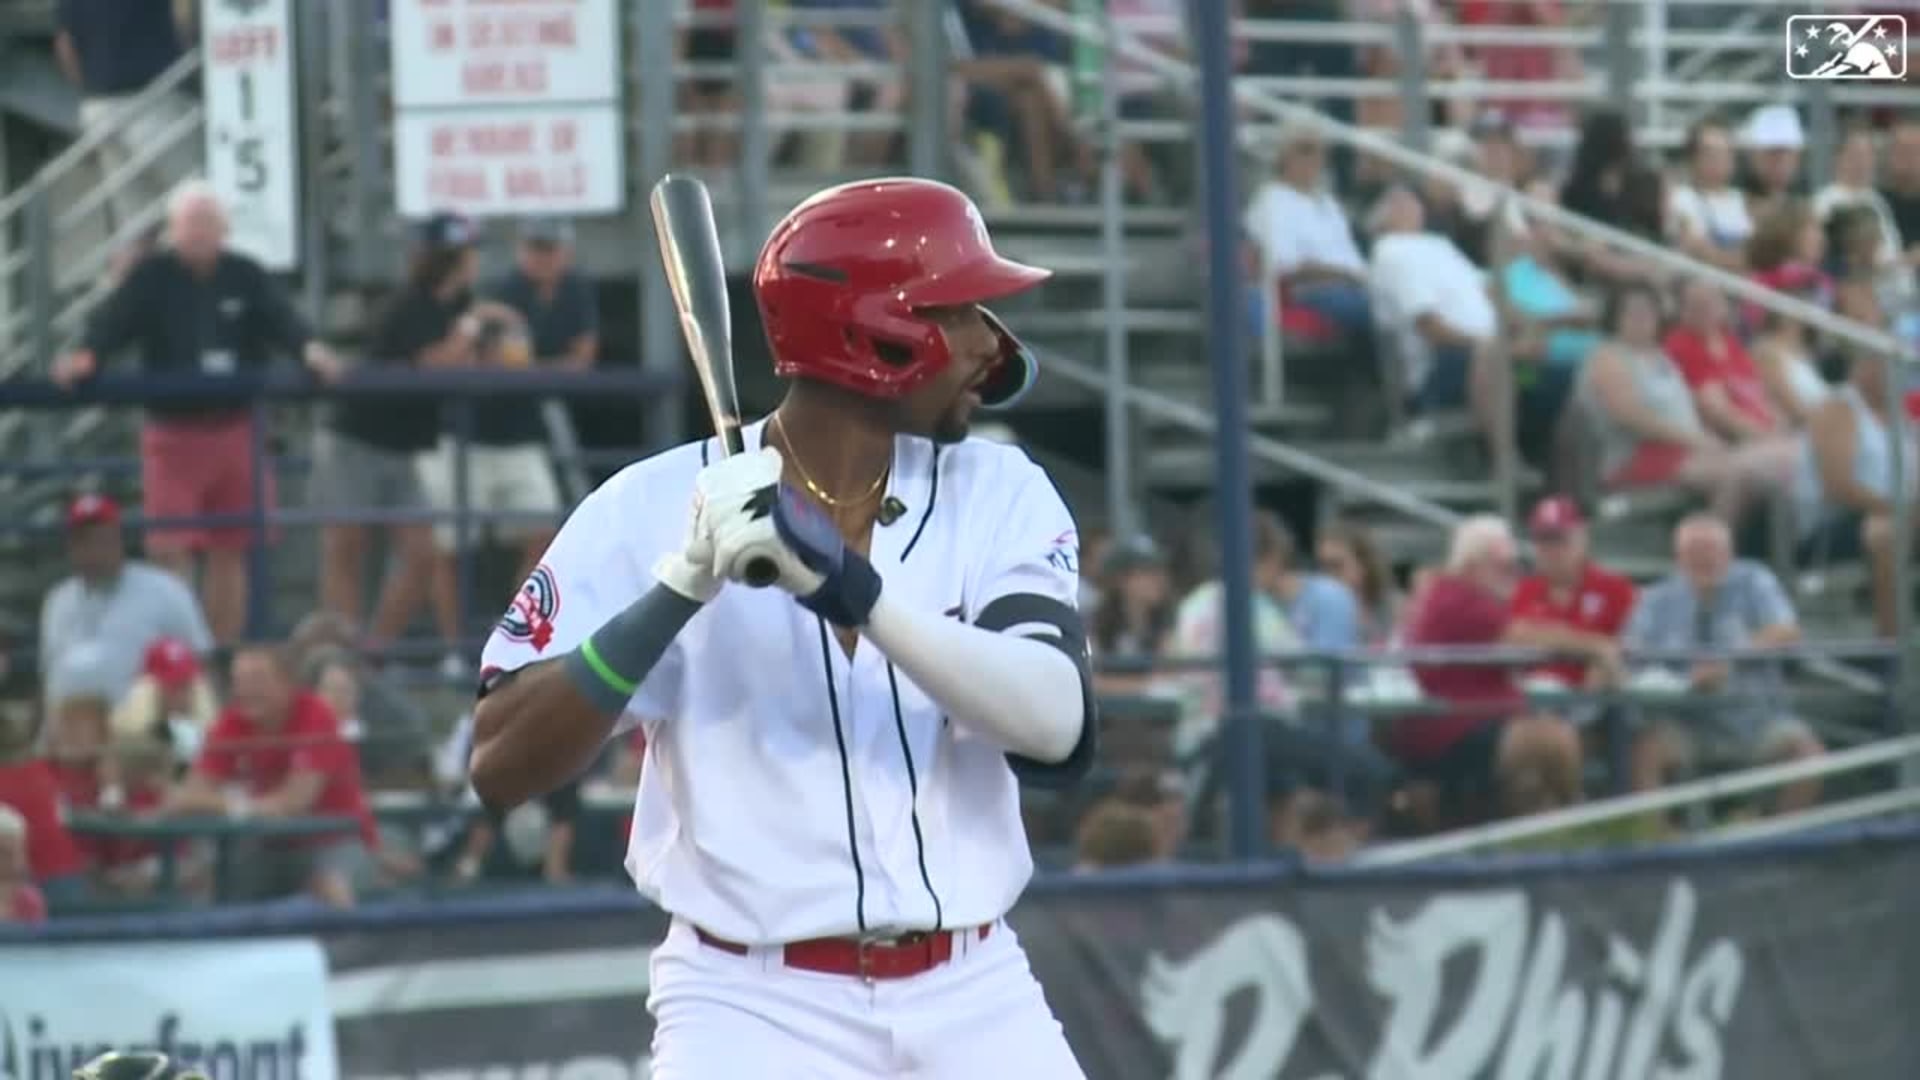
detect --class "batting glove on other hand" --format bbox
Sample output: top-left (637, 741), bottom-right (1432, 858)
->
top-left (703, 450), bottom-right (883, 626)
top-left (653, 446), bottom-right (785, 603)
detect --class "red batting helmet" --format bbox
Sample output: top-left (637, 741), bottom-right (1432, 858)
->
top-left (753, 178), bottom-right (1051, 408)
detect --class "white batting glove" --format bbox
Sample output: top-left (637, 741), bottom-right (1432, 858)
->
top-left (703, 449), bottom-right (886, 626)
top-left (650, 449), bottom-right (782, 604)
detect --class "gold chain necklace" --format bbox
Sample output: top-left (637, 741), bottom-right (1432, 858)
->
top-left (769, 413), bottom-right (890, 509)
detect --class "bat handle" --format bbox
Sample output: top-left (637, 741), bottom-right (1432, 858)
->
top-left (743, 557), bottom-right (781, 589)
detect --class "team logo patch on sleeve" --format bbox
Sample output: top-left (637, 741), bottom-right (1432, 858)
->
top-left (499, 564), bottom-right (561, 651)
top-left (1044, 529), bottom-right (1079, 574)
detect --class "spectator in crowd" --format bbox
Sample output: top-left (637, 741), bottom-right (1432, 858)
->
top-left (1579, 284), bottom-right (1795, 523)
top-left (1794, 352), bottom-right (1915, 638)
top-left (440, 708), bottom-right (582, 885)
top-left (52, 184), bottom-right (343, 644)
top-left (1108, 0), bottom-right (1200, 203)
top-left (1451, 0), bottom-right (1579, 133)
top-left (1245, 126), bottom-right (1373, 351)
top-left (675, 0), bottom-right (738, 167)
top-left (1813, 126), bottom-right (1906, 277)
top-left (94, 708), bottom-right (179, 897)
top-left (1263, 521), bottom-right (1362, 653)
top-left (54, 0), bottom-right (193, 241)
top-left (786, 0), bottom-right (908, 166)
top-left (39, 493), bottom-right (213, 706)
top-left (420, 217), bottom-right (592, 585)
top-left (1828, 203), bottom-right (1899, 329)
top-left (1089, 534), bottom-right (1174, 666)
top-left (1165, 511), bottom-right (1303, 758)
top-left (1243, 0), bottom-right (1359, 142)
top-left (951, 1), bottom-right (1096, 204)
top-left (1666, 119), bottom-right (1753, 271)
top-left (1506, 496), bottom-right (1634, 693)
top-left (1557, 110), bottom-right (1664, 286)
top-left (1622, 515), bottom-right (1821, 809)
top-left (1446, 110), bottom-right (1528, 266)
top-left (1883, 117), bottom-right (1920, 260)
top-left (44, 689), bottom-right (112, 815)
top-left (1745, 208), bottom-right (1837, 421)
top-left (0, 723), bottom-right (87, 904)
top-left (1665, 279), bottom-right (1792, 442)
top-left (1488, 207), bottom-right (1602, 477)
top-left (1739, 104), bottom-right (1806, 224)
top-left (1071, 797), bottom-right (1162, 872)
top-left (288, 613), bottom-right (432, 785)
top-left (1392, 515), bottom-right (1581, 826)
top-left (0, 806), bottom-right (47, 923)
top-left (1367, 183), bottom-right (1499, 421)
top-left (314, 215), bottom-right (500, 672)
top-left (165, 645), bottom-right (378, 907)
top-left (1076, 526), bottom-right (1111, 618)
top-left (1314, 519), bottom-right (1403, 645)
top-left (112, 637), bottom-right (218, 770)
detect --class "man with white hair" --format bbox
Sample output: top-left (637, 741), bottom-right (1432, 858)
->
top-left (1393, 514), bottom-right (1582, 825)
top-left (53, 182), bottom-right (343, 644)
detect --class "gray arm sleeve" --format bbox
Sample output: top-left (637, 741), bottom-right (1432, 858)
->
top-left (560, 584), bottom-right (703, 714)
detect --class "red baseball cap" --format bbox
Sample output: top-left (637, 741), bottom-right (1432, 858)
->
top-left (66, 493), bottom-right (121, 529)
top-left (1528, 496), bottom-right (1586, 538)
top-left (142, 637), bottom-right (201, 690)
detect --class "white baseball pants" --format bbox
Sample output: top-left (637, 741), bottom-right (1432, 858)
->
top-left (647, 918), bottom-right (1087, 1079)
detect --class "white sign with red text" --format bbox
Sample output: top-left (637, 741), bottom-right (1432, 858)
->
top-left (387, 0), bottom-right (624, 217)
top-left (388, 0), bottom-right (621, 107)
top-left (393, 107), bottom-right (624, 217)
top-left (202, 0), bottom-right (300, 269)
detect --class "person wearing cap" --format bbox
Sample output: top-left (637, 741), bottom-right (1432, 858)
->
top-left (1507, 497), bottom-right (1636, 693)
top-left (1243, 123), bottom-right (1374, 350)
top-left (52, 181), bottom-right (344, 645)
top-left (1738, 104), bottom-right (1806, 224)
top-left (413, 217), bottom-right (592, 592)
top-left (39, 493), bottom-right (214, 708)
top-left (312, 213), bottom-right (519, 670)
top-left (113, 637), bottom-right (219, 767)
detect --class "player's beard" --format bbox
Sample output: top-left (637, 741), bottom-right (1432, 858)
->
top-left (930, 395), bottom-right (975, 444)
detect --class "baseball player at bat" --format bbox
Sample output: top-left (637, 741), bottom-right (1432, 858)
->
top-left (470, 178), bottom-right (1095, 1078)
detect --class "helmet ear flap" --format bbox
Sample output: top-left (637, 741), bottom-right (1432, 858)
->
top-left (976, 309), bottom-right (1036, 410)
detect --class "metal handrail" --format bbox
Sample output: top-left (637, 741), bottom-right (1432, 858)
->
top-left (988, 0), bottom-right (1906, 363)
top-left (0, 49), bottom-right (203, 227)
top-left (1354, 734), bottom-right (1920, 865)
top-left (1040, 343), bottom-right (1463, 528)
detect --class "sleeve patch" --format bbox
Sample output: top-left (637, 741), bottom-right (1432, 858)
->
top-left (1044, 529), bottom-right (1080, 574)
top-left (498, 563), bottom-right (561, 652)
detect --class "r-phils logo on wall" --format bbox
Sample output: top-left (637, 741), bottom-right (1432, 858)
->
top-left (1142, 879), bottom-right (1747, 1079)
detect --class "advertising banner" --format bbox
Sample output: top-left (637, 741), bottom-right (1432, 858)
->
top-left (0, 938), bottom-right (338, 1080)
top-left (320, 834), bottom-right (1920, 1079)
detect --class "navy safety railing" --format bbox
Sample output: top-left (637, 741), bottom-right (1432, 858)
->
top-left (0, 367), bottom-right (679, 639)
top-left (6, 817), bottom-right (1919, 945)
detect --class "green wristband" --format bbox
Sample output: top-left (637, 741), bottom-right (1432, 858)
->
top-left (578, 636), bottom-right (639, 696)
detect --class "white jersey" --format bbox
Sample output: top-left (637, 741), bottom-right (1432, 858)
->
top-left (478, 418), bottom-right (1085, 944)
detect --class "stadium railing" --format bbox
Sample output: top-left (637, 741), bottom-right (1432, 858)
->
top-left (0, 367), bottom-right (680, 639)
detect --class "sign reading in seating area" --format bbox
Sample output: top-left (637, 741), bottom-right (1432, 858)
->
top-left (387, 0), bottom-right (624, 217)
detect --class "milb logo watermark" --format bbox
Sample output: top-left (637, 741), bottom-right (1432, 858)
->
top-left (1786, 13), bottom-right (1907, 80)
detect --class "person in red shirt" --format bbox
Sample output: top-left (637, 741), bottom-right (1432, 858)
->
top-left (1664, 279), bottom-right (1789, 439)
top-left (0, 750), bottom-right (87, 896)
top-left (0, 805), bottom-right (49, 923)
top-left (1394, 516), bottom-right (1581, 826)
top-left (1507, 497), bottom-right (1637, 691)
top-left (165, 644), bottom-right (376, 907)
